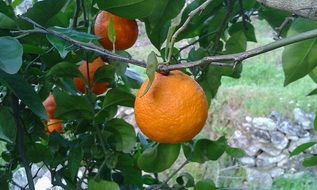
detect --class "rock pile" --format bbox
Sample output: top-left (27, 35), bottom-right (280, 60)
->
top-left (229, 108), bottom-right (316, 187)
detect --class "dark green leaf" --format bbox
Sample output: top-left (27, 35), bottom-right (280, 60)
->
top-left (176, 172), bottom-right (195, 187)
top-left (310, 67), bottom-right (317, 83)
top-left (0, 70), bottom-right (47, 120)
top-left (137, 144), bottom-right (181, 173)
top-left (49, 27), bottom-right (100, 43)
top-left (26, 143), bottom-right (51, 163)
top-left (144, 0), bottom-right (185, 49)
top-left (226, 147), bottom-right (245, 158)
top-left (0, 12), bottom-right (16, 29)
top-left (53, 91), bottom-right (94, 120)
top-left (282, 18), bottom-right (317, 85)
top-left (122, 69), bottom-right (143, 89)
top-left (183, 137), bottom-right (227, 163)
top-left (0, 107), bottom-right (16, 144)
top-left (46, 62), bottom-right (81, 78)
top-left (290, 142), bottom-right (317, 157)
top-left (102, 87), bottom-right (135, 108)
top-left (229, 22), bottom-right (256, 42)
top-left (46, 35), bottom-right (70, 58)
top-left (94, 65), bottom-right (115, 84)
top-left (106, 119), bottom-right (136, 153)
top-left (177, 0), bottom-right (223, 40)
top-left (303, 155), bottom-right (317, 167)
top-left (141, 51), bottom-right (158, 97)
top-left (68, 146), bottom-right (83, 179)
top-left (0, 36), bottom-right (23, 74)
top-left (97, 0), bottom-right (158, 19)
top-left (88, 179), bottom-right (120, 190)
top-left (198, 68), bottom-right (222, 106)
top-left (21, 0), bottom-right (68, 27)
top-left (315, 115), bottom-right (317, 131)
top-left (194, 179), bottom-right (216, 190)
top-left (225, 31), bottom-right (247, 54)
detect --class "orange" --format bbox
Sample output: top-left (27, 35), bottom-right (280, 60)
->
top-left (47, 119), bottom-right (63, 133)
top-left (43, 95), bottom-right (56, 119)
top-left (134, 70), bottom-right (208, 144)
top-left (74, 57), bottom-right (109, 95)
top-left (94, 11), bottom-right (138, 50)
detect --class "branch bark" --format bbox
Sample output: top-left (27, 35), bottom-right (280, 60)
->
top-left (257, 0), bottom-right (317, 20)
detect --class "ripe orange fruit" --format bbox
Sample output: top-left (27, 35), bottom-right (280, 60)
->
top-left (74, 57), bottom-right (109, 95)
top-left (134, 70), bottom-right (208, 144)
top-left (43, 95), bottom-right (56, 119)
top-left (47, 119), bottom-right (63, 133)
top-left (94, 11), bottom-right (138, 50)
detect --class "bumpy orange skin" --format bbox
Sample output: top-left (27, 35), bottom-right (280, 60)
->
top-left (74, 57), bottom-right (109, 95)
top-left (47, 119), bottom-right (63, 133)
top-left (43, 95), bottom-right (56, 119)
top-left (94, 11), bottom-right (138, 50)
top-left (134, 71), bottom-right (208, 144)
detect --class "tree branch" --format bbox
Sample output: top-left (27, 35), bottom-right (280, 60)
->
top-left (257, 0), bottom-right (317, 20)
top-left (11, 95), bottom-right (35, 190)
top-left (16, 16), bottom-right (317, 74)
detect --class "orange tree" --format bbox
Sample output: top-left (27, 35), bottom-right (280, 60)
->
top-left (0, 0), bottom-right (317, 189)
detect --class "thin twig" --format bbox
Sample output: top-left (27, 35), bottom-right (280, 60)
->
top-left (11, 95), bottom-right (35, 190)
top-left (274, 15), bottom-right (297, 40)
top-left (81, 0), bottom-right (88, 27)
top-left (167, 0), bottom-right (214, 62)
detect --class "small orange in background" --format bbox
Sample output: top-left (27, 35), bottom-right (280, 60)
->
top-left (74, 57), bottom-right (109, 95)
top-left (94, 11), bottom-right (138, 50)
top-left (47, 119), bottom-right (63, 133)
top-left (43, 95), bottom-right (56, 119)
top-left (134, 70), bottom-right (208, 144)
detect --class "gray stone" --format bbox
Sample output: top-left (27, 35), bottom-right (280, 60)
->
top-left (278, 121), bottom-right (308, 138)
top-left (270, 131), bottom-right (288, 150)
top-left (257, 143), bottom-right (282, 156)
top-left (269, 111), bottom-right (281, 123)
top-left (251, 129), bottom-right (271, 143)
top-left (246, 168), bottom-right (273, 187)
top-left (240, 157), bottom-right (256, 167)
top-left (256, 153), bottom-right (287, 168)
top-left (252, 117), bottom-right (277, 131)
top-left (246, 116), bottom-right (252, 123)
top-left (245, 143), bottom-right (261, 157)
top-left (293, 108), bottom-right (313, 130)
top-left (268, 167), bottom-right (284, 178)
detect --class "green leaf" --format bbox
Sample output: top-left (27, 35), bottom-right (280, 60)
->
top-left (68, 146), bottom-right (83, 179)
top-left (315, 115), bottom-right (317, 131)
top-left (228, 21), bottom-right (257, 42)
top-left (177, 0), bottom-right (223, 40)
top-left (102, 87), bottom-right (135, 108)
top-left (176, 172), bottom-right (195, 188)
top-left (0, 70), bottom-right (47, 120)
top-left (194, 179), bottom-right (216, 190)
top-left (137, 144), bottom-right (181, 173)
top-left (141, 51), bottom-right (158, 97)
top-left (53, 91), bottom-right (94, 120)
top-left (282, 18), bottom-right (317, 86)
top-left (21, 0), bottom-right (68, 27)
top-left (97, 0), bottom-right (158, 19)
top-left (106, 119), bottom-right (136, 153)
top-left (225, 31), bottom-right (247, 54)
top-left (46, 62), bottom-right (81, 78)
top-left (303, 155), bottom-right (317, 167)
top-left (290, 142), bottom-right (317, 157)
top-left (49, 27), bottom-right (100, 43)
top-left (310, 67), bottom-right (317, 83)
top-left (183, 137), bottom-right (227, 163)
top-left (308, 88), bottom-right (317, 96)
top-left (88, 179), bottom-right (120, 190)
top-left (0, 12), bottom-right (16, 29)
top-left (226, 147), bottom-right (245, 158)
top-left (108, 17), bottom-right (116, 45)
top-left (0, 37), bottom-right (23, 74)
top-left (46, 35), bottom-right (70, 58)
top-left (94, 65), bottom-right (116, 84)
top-left (0, 107), bottom-right (16, 144)
top-left (26, 143), bottom-right (51, 163)
top-left (144, 0), bottom-right (185, 49)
